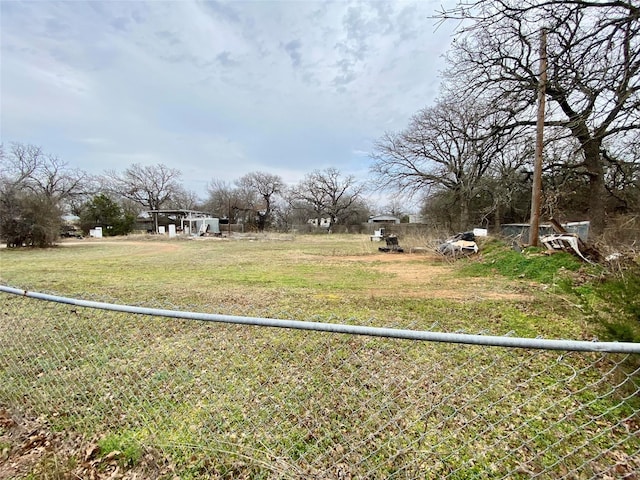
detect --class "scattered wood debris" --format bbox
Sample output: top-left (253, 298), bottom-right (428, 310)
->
top-left (541, 218), bottom-right (601, 263)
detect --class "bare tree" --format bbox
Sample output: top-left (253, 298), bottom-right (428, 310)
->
top-left (371, 96), bottom-right (525, 230)
top-left (290, 168), bottom-right (364, 231)
top-left (280, 196), bottom-right (315, 230)
top-left (165, 187), bottom-right (202, 211)
top-left (0, 143), bottom-right (89, 247)
top-left (204, 179), bottom-right (244, 223)
top-left (382, 198), bottom-right (407, 219)
top-left (236, 171), bottom-right (284, 231)
top-left (288, 177), bottom-right (327, 228)
top-left (439, 0), bottom-right (640, 234)
top-left (1, 143), bottom-right (41, 186)
top-left (3, 143), bottom-right (91, 204)
top-left (106, 163), bottom-right (183, 232)
top-left (481, 135), bottom-right (535, 229)
top-left (602, 132), bottom-right (640, 214)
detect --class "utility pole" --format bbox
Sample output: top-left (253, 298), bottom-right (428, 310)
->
top-left (529, 28), bottom-right (547, 246)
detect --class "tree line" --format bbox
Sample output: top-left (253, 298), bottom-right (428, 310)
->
top-left (0, 143), bottom-right (370, 246)
top-left (205, 168), bottom-right (369, 233)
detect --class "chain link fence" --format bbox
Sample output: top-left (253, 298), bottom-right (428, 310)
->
top-left (1, 289), bottom-right (639, 479)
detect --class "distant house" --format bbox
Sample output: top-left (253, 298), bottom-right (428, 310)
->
top-left (368, 215), bottom-right (400, 224)
top-left (308, 217), bottom-right (332, 228)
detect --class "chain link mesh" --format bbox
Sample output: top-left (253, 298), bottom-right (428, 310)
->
top-left (1, 293), bottom-right (639, 478)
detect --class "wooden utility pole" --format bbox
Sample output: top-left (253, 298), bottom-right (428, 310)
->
top-left (529, 28), bottom-right (547, 246)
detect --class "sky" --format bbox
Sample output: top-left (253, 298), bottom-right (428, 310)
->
top-left (1, 0), bottom-right (458, 202)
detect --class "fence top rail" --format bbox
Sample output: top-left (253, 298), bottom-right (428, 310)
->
top-left (2, 285), bottom-right (639, 354)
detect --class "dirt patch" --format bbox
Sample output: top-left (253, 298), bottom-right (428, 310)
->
top-left (0, 408), bottom-right (174, 479)
top-left (338, 253), bottom-right (534, 301)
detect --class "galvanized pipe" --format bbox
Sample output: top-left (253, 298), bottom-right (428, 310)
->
top-left (1, 285), bottom-right (638, 353)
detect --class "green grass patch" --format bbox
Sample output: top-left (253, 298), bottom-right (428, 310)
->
top-left (570, 267), bottom-right (640, 343)
top-left (98, 431), bottom-right (143, 467)
top-left (460, 240), bottom-right (584, 284)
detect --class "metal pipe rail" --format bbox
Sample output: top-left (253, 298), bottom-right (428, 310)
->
top-left (1, 285), bottom-right (639, 354)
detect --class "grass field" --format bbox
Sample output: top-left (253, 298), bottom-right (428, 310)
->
top-left (0, 234), bottom-right (592, 336)
top-left (0, 234), bottom-right (638, 478)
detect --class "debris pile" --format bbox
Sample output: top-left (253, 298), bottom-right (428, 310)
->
top-left (540, 218), bottom-right (600, 263)
top-left (437, 231), bottom-right (479, 256)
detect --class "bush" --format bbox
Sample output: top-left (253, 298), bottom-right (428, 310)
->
top-left (0, 188), bottom-right (62, 247)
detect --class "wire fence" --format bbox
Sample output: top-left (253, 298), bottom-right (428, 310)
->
top-left (1, 288), bottom-right (639, 479)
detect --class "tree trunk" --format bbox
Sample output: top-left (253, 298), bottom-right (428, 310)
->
top-left (257, 212), bottom-right (267, 232)
top-left (582, 138), bottom-right (606, 237)
top-left (493, 201), bottom-right (502, 234)
top-left (567, 115), bottom-right (606, 237)
top-left (459, 197), bottom-right (470, 231)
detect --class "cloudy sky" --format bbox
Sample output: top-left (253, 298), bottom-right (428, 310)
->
top-left (1, 0), bottom-right (458, 200)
